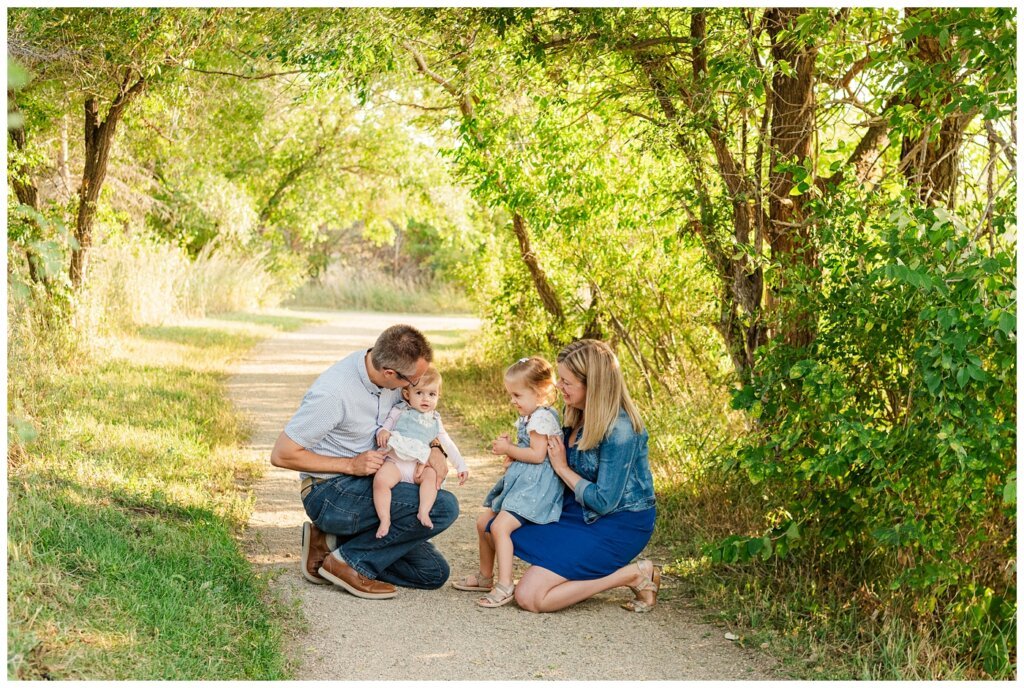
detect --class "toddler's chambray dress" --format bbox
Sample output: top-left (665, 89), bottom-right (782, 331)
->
top-left (482, 406), bottom-right (563, 524)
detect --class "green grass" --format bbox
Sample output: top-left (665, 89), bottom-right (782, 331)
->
top-left (7, 311), bottom-right (319, 679)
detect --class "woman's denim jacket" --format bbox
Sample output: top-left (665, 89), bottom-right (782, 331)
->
top-left (567, 408), bottom-right (656, 524)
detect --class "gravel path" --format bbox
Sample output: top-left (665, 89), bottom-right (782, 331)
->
top-left (228, 310), bottom-right (775, 680)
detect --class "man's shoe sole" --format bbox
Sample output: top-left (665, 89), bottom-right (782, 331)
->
top-left (317, 565), bottom-right (398, 599)
top-left (301, 522), bottom-right (331, 585)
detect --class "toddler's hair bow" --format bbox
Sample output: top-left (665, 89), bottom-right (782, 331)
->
top-left (517, 357), bottom-right (530, 363)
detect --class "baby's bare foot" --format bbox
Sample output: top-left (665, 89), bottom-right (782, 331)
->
top-left (376, 522), bottom-right (390, 539)
top-left (418, 512), bottom-right (434, 529)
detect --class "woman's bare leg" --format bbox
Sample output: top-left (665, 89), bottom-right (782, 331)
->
top-left (488, 511), bottom-right (522, 589)
top-left (372, 463), bottom-right (402, 538)
top-left (514, 561), bottom-right (652, 613)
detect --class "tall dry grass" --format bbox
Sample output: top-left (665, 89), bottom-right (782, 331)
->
top-left (286, 264), bottom-right (473, 314)
top-left (79, 237), bottom-right (289, 333)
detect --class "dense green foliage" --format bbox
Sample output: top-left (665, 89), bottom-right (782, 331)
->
top-left (7, 6), bottom-right (1016, 679)
top-left (726, 202), bottom-right (1015, 674)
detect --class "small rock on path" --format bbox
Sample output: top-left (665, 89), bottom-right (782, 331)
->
top-left (228, 310), bottom-right (775, 680)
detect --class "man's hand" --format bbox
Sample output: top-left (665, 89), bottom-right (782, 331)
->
top-left (376, 428), bottom-right (391, 448)
top-left (427, 447), bottom-right (449, 489)
top-left (350, 449), bottom-right (387, 476)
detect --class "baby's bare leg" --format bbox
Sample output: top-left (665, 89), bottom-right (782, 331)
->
top-left (489, 511), bottom-right (523, 589)
top-left (372, 462), bottom-right (402, 538)
top-left (415, 465), bottom-right (438, 528)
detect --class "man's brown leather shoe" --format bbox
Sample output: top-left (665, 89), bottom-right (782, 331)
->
top-left (318, 552), bottom-right (398, 599)
top-left (301, 522), bottom-right (331, 585)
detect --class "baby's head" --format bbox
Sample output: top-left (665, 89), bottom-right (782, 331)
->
top-left (503, 356), bottom-right (555, 416)
top-left (402, 366), bottom-right (442, 413)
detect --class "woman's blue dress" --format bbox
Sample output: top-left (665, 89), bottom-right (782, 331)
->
top-left (504, 428), bottom-right (657, 581)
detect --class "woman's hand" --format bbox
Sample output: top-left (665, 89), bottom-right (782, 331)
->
top-left (547, 434), bottom-right (567, 472)
top-left (491, 433), bottom-right (512, 456)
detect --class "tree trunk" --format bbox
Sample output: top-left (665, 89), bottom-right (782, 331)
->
top-left (59, 114), bottom-right (72, 198)
top-left (511, 213), bottom-right (565, 322)
top-left (8, 123), bottom-right (44, 285)
top-left (899, 8), bottom-right (971, 207)
top-left (765, 7), bottom-right (818, 349)
top-left (71, 74), bottom-right (146, 289)
top-left (8, 127), bottom-right (38, 210)
top-left (634, 12), bottom-right (765, 374)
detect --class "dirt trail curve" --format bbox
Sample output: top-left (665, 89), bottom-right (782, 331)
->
top-left (228, 311), bottom-right (774, 680)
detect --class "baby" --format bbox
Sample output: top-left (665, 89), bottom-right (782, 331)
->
top-left (373, 366), bottom-right (468, 538)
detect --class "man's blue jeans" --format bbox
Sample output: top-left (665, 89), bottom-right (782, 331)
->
top-left (302, 475), bottom-right (459, 589)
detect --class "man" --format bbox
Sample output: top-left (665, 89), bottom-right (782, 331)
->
top-left (270, 324), bottom-right (459, 599)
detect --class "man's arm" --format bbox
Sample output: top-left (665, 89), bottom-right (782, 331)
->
top-left (270, 432), bottom-right (386, 476)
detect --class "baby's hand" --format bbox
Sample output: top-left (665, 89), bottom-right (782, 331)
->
top-left (492, 433), bottom-right (512, 455)
top-left (376, 428), bottom-right (391, 448)
top-left (458, 470), bottom-right (469, 485)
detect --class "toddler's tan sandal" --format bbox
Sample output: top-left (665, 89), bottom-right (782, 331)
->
top-left (477, 582), bottom-right (516, 608)
top-left (451, 571), bottom-right (493, 592)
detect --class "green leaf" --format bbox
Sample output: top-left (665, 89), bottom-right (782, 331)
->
top-left (785, 521), bottom-right (800, 541)
top-left (8, 417), bottom-right (38, 444)
top-left (997, 310), bottom-right (1015, 336)
top-left (8, 60), bottom-right (30, 90)
top-left (968, 365), bottom-right (988, 382)
top-left (1003, 474), bottom-right (1016, 505)
top-left (9, 279), bottom-right (31, 304)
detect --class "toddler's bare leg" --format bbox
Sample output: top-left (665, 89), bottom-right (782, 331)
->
top-left (489, 511), bottom-right (523, 589)
top-left (476, 509), bottom-right (498, 579)
top-left (415, 466), bottom-right (438, 528)
top-left (372, 462), bottom-right (402, 538)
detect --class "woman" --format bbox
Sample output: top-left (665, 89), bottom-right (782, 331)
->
top-left (510, 339), bottom-right (659, 613)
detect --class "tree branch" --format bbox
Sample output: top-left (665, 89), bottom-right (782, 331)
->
top-left (182, 66), bottom-right (305, 80)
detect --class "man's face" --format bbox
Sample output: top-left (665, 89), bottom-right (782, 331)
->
top-left (384, 357), bottom-right (430, 390)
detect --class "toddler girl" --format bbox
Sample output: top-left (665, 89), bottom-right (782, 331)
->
top-left (374, 366), bottom-right (468, 538)
top-left (453, 356), bottom-right (563, 607)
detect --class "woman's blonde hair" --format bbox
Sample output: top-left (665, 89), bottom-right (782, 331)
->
top-left (557, 339), bottom-right (643, 450)
top-left (505, 356), bottom-right (555, 406)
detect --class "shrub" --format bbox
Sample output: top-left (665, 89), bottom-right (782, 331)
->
top-left (726, 203), bottom-right (1016, 676)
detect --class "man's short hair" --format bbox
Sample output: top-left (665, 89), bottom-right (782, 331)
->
top-left (370, 325), bottom-right (433, 373)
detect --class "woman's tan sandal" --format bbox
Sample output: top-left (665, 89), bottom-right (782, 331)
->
top-left (452, 572), bottom-right (494, 592)
top-left (477, 582), bottom-right (516, 608)
top-left (622, 559), bottom-right (661, 613)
